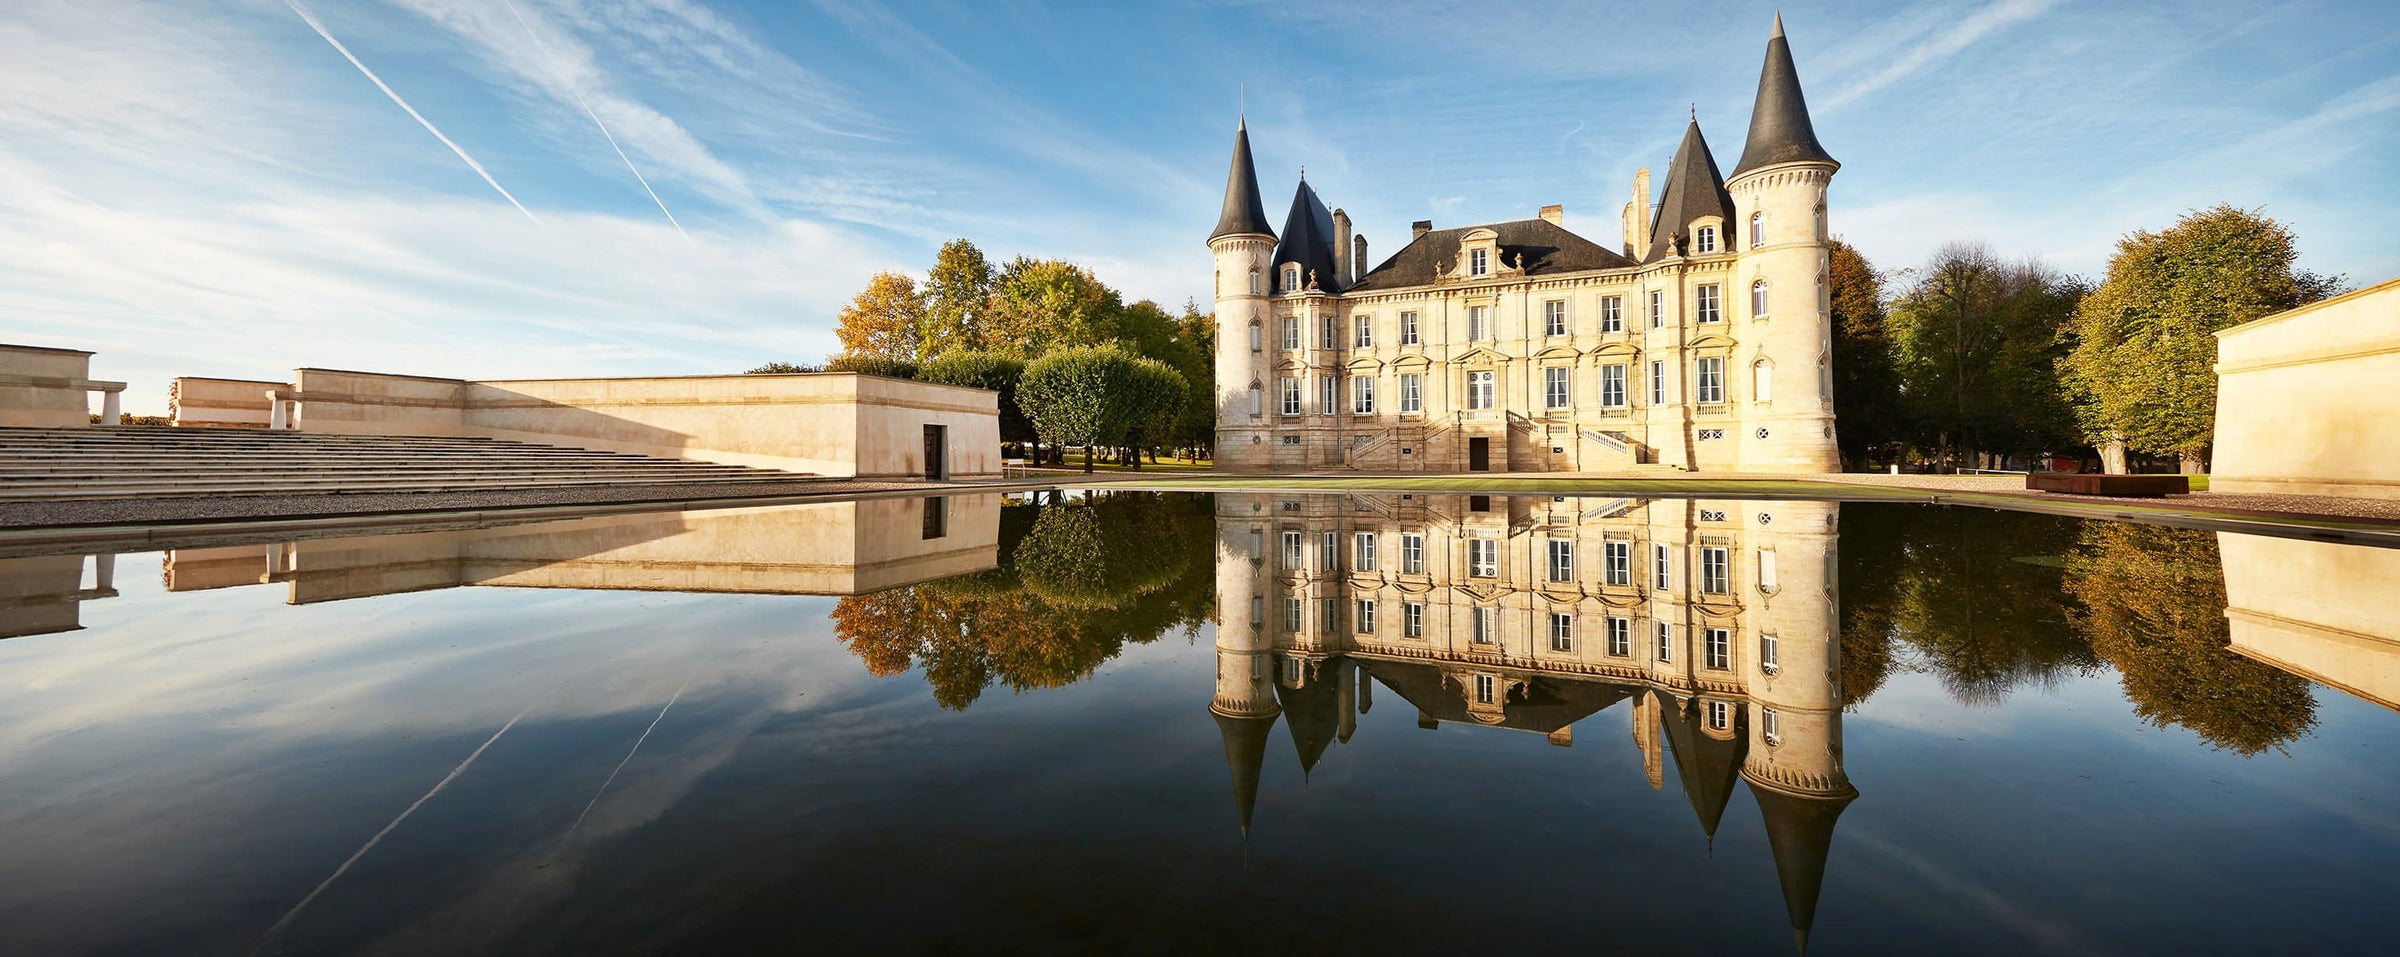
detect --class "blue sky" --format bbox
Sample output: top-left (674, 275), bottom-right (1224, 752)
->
top-left (3, 0), bottom-right (2396, 413)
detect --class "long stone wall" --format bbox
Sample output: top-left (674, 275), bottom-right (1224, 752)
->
top-left (279, 368), bottom-right (999, 479)
top-left (2212, 276), bottom-right (2400, 499)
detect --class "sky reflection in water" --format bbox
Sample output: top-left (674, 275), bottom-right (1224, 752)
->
top-left (0, 491), bottom-right (2395, 956)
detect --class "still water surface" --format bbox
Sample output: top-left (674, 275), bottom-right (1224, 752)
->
top-left (1, 491), bottom-right (2396, 955)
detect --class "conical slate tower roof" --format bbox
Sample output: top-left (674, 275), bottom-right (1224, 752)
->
top-left (1213, 709), bottom-right (1278, 836)
top-left (1210, 118), bottom-right (1276, 241)
top-left (1270, 178), bottom-right (1344, 292)
top-left (1750, 780), bottom-right (1858, 954)
top-left (1645, 119), bottom-right (1736, 262)
top-left (1732, 14), bottom-right (1837, 178)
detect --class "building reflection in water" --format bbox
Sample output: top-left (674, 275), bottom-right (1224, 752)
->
top-left (0, 552), bottom-right (116, 639)
top-left (2220, 533), bottom-right (2400, 711)
top-left (1211, 492), bottom-right (1855, 948)
top-left (155, 495), bottom-right (1001, 603)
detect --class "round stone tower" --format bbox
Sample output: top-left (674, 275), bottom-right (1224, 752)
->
top-left (1728, 14), bottom-right (1842, 473)
top-left (1209, 117), bottom-right (1277, 471)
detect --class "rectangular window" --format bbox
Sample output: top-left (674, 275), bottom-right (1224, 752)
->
top-left (1653, 543), bottom-right (1672, 589)
top-left (1281, 317), bottom-right (1300, 349)
top-left (1708, 700), bottom-right (1730, 731)
top-left (1758, 549), bottom-right (1778, 590)
top-left (1400, 311), bottom-right (1420, 345)
top-left (1696, 225), bottom-right (1717, 254)
top-left (1352, 376), bottom-right (1375, 414)
top-left (1649, 289), bottom-right (1664, 329)
top-left (1354, 532), bottom-right (1377, 571)
top-left (1600, 295), bottom-right (1623, 333)
top-left (1650, 360), bottom-right (1666, 406)
top-left (1280, 377), bottom-right (1302, 416)
top-left (1356, 599), bottom-right (1377, 633)
top-left (1547, 539), bottom-right (1573, 582)
top-left (1763, 707), bottom-right (1782, 744)
top-left (1323, 531), bottom-right (1340, 571)
top-left (1248, 323), bottom-right (1261, 351)
top-left (1604, 540), bottom-right (1630, 585)
top-left (1471, 248), bottom-right (1489, 276)
top-left (1607, 617), bottom-right (1631, 656)
top-left (1469, 538), bottom-right (1498, 578)
top-left (1403, 601), bottom-right (1425, 638)
top-left (1705, 627), bottom-right (1731, 670)
top-left (1321, 316), bottom-right (1338, 350)
top-left (1601, 364), bottom-right (1627, 408)
top-left (1696, 284), bottom-right (1722, 323)
top-left (1544, 300), bottom-right (1566, 337)
top-left (1696, 357), bottom-right (1726, 404)
top-left (1655, 622), bottom-right (1673, 663)
top-left (1475, 673), bottom-right (1496, 703)
top-left (1402, 534), bottom-right (1425, 574)
top-left (1323, 597), bottom-right (1340, 631)
top-left (1701, 546), bottom-right (1730, 594)
top-left (1468, 304), bottom-right (1489, 340)
top-left (1400, 374), bottom-right (1423, 413)
top-left (1544, 367), bottom-right (1570, 409)
top-left (1761, 632), bottom-right (1780, 673)
top-left (1468, 370), bottom-right (1495, 410)
top-left (1281, 531), bottom-right (1303, 569)
top-left (1354, 315), bottom-right (1373, 348)
top-left (1549, 612), bottom-right (1574, 652)
top-left (1321, 376), bottom-right (1338, 415)
top-left (1283, 597), bottom-right (1302, 631)
top-left (1473, 607), bottom-right (1497, 644)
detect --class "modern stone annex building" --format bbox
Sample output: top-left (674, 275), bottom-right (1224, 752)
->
top-left (1208, 16), bottom-right (1839, 473)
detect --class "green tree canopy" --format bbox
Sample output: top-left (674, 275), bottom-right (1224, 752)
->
top-left (824, 353), bottom-right (920, 379)
top-left (1827, 238), bottom-right (1902, 470)
top-left (2061, 205), bottom-right (2347, 464)
top-left (986, 258), bottom-right (1125, 358)
top-left (922, 238), bottom-right (995, 356)
top-left (1887, 243), bottom-right (2086, 466)
top-left (1017, 345), bottom-right (1189, 472)
top-left (921, 349), bottom-right (1031, 444)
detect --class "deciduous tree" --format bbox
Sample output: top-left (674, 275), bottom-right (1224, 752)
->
top-left (1017, 345), bottom-right (1188, 472)
top-left (923, 238), bottom-right (995, 355)
top-left (834, 271), bottom-right (929, 360)
top-left (1827, 239), bottom-right (1900, 470)
top-left (985, 258), bottom-right (1124, 358)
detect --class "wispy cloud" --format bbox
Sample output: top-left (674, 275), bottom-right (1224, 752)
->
top-left (279, 0), bottom-right (540, 223)
top-left (1822, 0), bottom-right (2066, 109)
top-left (500, 0), bottom-right (689, 244)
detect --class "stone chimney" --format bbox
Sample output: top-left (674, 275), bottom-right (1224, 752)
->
top-left (1622, 167), bottom-right (1653, 257)
top-left (1539, 204), bottom-right (1564, 226)
top-left (1332, 208), bottom-right (1353, 286)
top-left (1412, 219), bottom-right (1433, 239)
top-left (1353, 235), bottom-right (1369, 283)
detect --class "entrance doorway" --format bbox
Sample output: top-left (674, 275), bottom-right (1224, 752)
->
top-left (1468, 437), bottom-right (1490, 472)
top-left (923, 424), bottom-right (947, 481)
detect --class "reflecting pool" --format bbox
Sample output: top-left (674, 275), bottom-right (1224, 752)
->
top-left (2, 491), bottom-right (2397, 955)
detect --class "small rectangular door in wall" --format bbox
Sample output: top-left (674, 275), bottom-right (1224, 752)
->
top-left (1468, 437), bottom-right (1490, 472)
top-left (923, 424), bottom-right (947, 480)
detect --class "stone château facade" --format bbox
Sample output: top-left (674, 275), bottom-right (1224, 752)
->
top-left (1209, 16), bottom-right (1840, 473)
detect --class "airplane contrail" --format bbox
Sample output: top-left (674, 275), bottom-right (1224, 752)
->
top-left (502, 0), bottom-right (693, 246)
top-left (566, 674), bottom-right (692, 839)
top-left (253, 704), bottom-right (537, 953)
top-left (282, 0), bottom-right (541, 224)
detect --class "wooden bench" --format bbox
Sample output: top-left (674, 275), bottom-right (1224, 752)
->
top-left (2026, 472), bottom-right (2190, 497)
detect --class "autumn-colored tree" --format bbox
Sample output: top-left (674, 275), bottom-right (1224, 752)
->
top-left (2064, 522), bottom-right (2317, 755)
top-left (834, 271), bottom-right (929, 360)
top-left (1826, 239), bottom-right (1902, 471)
top-left (923, 238), bottom-right (995, 355)
top-left (2060, 205), bottom-right (2347, 472)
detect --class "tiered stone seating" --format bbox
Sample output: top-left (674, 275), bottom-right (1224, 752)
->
top-left (0, 426), bottom-right (818, 500)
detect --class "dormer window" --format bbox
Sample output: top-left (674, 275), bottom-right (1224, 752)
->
top-left (1750, 211), bottom-right (1766, 247)
top-left (1282, 264), bottom-right (1301, 292)
top-left (1695, 225), bottom-right (1717, 254)
top-left (1470, 248), bottom-right (1489, 276)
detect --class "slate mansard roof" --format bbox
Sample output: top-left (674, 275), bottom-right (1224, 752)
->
top-left (1646, 119), bottom-right (1739, 263)
top-left (1271, 179), bottom-right (1346, 293)
top-left (1348, 218), bottom-right (1638, 292)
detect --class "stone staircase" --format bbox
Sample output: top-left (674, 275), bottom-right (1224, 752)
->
top-left (0, 427), bottom-right (819, 501)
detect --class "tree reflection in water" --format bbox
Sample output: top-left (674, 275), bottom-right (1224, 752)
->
top-left (832, 492), bottom-right (1216, 709)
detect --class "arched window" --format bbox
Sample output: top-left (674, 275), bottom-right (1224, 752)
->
top-left (1248, 268), bottom-right (1261, 295)
top-left (1814, 202), bottom-right (1827, 241)
top-left (1283, 264), bottom-right (1301, 292)
top-left (1752, 280), bottom-right (1769, 318)
top-left (1753, 358), bottom-right (1773, 403)
top-left (1246, 382), bottom-right (1264, 417)
top-left (1247, 320), bottom-right (1262, 352)
top-left (1695, 225), bottom-right (1717, 254)
top-left (1750, 211), bottom-right (1766, 247)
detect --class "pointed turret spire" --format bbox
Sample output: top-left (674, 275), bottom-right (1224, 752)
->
top-left (1213, 709), bottom-right (1277, 837)
top-left (1750, 781), bottom-right (1858, 954)
top-left (1644, 119), bottom-right (1736, 262)
top-left (1210, 116), bottom-right (1276, 242)
top-left (1732, 13), bottom-right (1837, 178)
